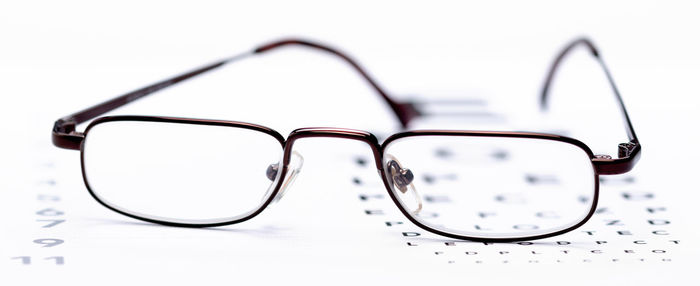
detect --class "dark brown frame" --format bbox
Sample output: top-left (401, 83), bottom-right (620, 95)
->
top-left (52, 37), bottom-right (641, 242)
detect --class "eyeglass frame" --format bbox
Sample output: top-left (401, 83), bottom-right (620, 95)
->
top-left (52, 37), bottom-right (641, 242)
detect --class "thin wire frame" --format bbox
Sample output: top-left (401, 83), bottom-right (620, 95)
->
top-left (52, 37), bottom-right (641, 242)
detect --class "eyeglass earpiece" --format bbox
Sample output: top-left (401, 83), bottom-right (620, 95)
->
top-left (385, 154), bottom-right (422, 215)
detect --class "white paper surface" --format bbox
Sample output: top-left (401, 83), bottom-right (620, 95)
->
top-left (1, 1), bottom-right (699, 284)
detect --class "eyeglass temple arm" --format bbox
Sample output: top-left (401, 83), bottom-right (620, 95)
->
top-left (51, 55), bottom-right (242, 150)
top-left (540, 38), bottom-right (641, 175)
top-left (52, 38), bottom-right (421, 150)
top-left (254, 39), bottom-right (420, 126)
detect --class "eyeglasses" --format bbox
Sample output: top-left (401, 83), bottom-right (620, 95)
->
top-left (52, 38), bottom-right (641, 242)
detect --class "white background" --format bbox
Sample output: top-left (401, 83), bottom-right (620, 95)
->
top-left (1, 1), bottom-right (699, 284)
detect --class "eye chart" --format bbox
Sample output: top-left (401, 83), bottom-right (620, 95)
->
top-left (348, 150), bottom-right (678, 265)
top-left (342, 112), bottom-right (689, 268)
top-left (3, 100), bottom-right (695, 286)
top-left (0, 62), bottom-right (696, 285)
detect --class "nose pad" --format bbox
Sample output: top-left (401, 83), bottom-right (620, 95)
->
top-left (385, 154), bottom-right (422, 215)
top-left (275, 151), bottom-right (304, 202)
top-left (262, 151), bottom-right (304, 203)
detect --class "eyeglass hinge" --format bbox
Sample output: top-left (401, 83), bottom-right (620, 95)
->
top-left (53, 118), bottom-right (76, 133)
top-left (593, 142), bottom-right (641, 175)
top-left (618, 142), bottom-right (638, 158)
top-left (52, 119), bottom-right (84, 151)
